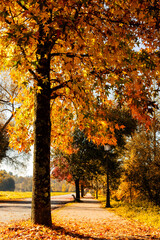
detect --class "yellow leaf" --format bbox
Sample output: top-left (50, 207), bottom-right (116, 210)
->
top-left (37, 86), bottom-right (42, 93)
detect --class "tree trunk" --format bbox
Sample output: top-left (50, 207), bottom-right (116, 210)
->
top-left (81, 184), bottom-right (84, 198)
top-left (153, 109), bottom-right (156, 161)
top-left (106, 169), bottom-right (111, 208)
top-left (31, 57), bottom-right (52, 226)
top-left (96, 180), bottom-right (98, 199)
top-left (75, 179), bottom-right (80, 201)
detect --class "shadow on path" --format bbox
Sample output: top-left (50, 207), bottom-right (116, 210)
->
top-left (52, 224), bottom-right (156, 240)
top-left (80, 200), bottom-right (100, 204)
top-left (0, 200), bottom-right (31, 204)
top-left (52, 224), bottom-right (108, 240)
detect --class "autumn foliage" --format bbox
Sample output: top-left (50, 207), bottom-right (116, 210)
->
top-left (0, 0), bottom-right (159, 226)
top-left (0, 0), bottom-right (159, 150)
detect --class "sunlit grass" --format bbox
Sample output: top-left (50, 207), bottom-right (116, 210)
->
top-left (0, 191), bottom-right (32, 200)
top-left (98, 195), bottom-right (160, 229)
top-left (0, 191), bottom-right (72, 200)
top-left (51, 192), bottom-right (71, 196)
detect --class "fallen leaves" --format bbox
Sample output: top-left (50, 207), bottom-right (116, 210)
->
top-left (0, 221), bottom-right (58, 240)
top-left (51, 216), bottom-right (160, 240)
top-left (0, 202), bottom-right (160, 239)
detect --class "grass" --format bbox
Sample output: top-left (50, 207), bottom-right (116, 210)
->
top-left (98, 195), bottom-right (160, 229)
top-left (0, 191), bottom-right (72, 200)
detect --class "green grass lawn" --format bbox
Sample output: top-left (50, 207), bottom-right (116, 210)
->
top-left (99, 195), bottom-right (160, 229)
top-left (0, 191), bottom-right (71, 200)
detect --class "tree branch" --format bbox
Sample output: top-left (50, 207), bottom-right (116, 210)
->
top-left (17, 1), bottom-right (39, 24)
top-left (0, 99), bottom-right (12, 105)
top-left (50, 79), bottom-right (73, 99)
top-left (51, 52), bottom-right (89, 58)
top-left (0, 114), bottom-right (13, 133)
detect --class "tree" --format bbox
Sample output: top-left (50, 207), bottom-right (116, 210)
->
top-left (51, 129), bottom-right (104, 201)
top-left (51, 150), bottom-right (80, 200)
top-left (71, 129), bottom-right (104, 200)
top-left (52, 105), bottom-right (137, 203)
top-left (92, 105), bottom-right (137, 207)
top-left (0, 0), bottom-right (159, 226)
top-left (0, 171), bottom-right (15, 191)
top-left (14, 175), bottom-right (33, 192)
top-left (121, 125), bottom-right (160, 205)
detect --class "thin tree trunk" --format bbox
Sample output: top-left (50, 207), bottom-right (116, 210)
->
top-left (75, 179), bottom-right (80, 201)
top-left (153, 109), bottom-right (156, 161)
top-left (106, 169), bottom-right (111, 208)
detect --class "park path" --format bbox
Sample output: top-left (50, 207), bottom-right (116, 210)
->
top-left (52, 194), bottom-right (160, 239)
top-left (0, 194), bottom-right (74, 224)
top-left (0, 194), bottom-right (160, 239)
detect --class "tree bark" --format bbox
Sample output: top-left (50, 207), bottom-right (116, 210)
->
top-left (81, 184), bottom-right (84, 198)
top-left (75, 179), bottom-right (80, 201)
top-left (31, 56), bottom-right (52, 226)
top-left (96, 180), bottom-right (98, 199)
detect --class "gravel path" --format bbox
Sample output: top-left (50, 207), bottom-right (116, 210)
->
top-left (52, 194), bottom-right (160, 239)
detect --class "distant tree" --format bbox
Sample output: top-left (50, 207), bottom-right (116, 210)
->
top-left (50, 179), bottom-right (74, 192)
top-left (14, 176), bottom-right (32, 192)
top-left (100, 106), bottom-right (137, 207)
top-left (62, 183), bottom-right (67, 192)
top-left (52, 106), bottom-right (137, 203)
top-left (0, 176), bottom-right (15, 191)
top-left (51, 129), bottom-right (103, 201)
top-left (72, 105), bottom-right (137, 205)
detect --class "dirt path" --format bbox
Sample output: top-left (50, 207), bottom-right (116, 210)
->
top-left (52, 194), bottom-right (160, 240)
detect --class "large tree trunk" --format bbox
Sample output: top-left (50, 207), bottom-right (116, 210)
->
top-left (75, 179), bottom-right (80, 201)
top-left (31, 55), bottom-right (52, 226)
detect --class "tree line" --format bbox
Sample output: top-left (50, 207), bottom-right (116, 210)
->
top-left (51, 104), bottom-right (160, 206)
top-left (0, 170), bottom-right (75, 193)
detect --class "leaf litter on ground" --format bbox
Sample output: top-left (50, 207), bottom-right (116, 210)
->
top-left (0, 198), bottom-right (160, 240)
top-left (0, 215), bottom-right (160, 239)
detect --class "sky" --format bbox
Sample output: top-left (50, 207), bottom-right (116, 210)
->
top-left (0, 149), bottom-right (33, 177)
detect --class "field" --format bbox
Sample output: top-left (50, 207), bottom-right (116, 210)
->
top-left (0, 191), bottom-right (71, 200)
